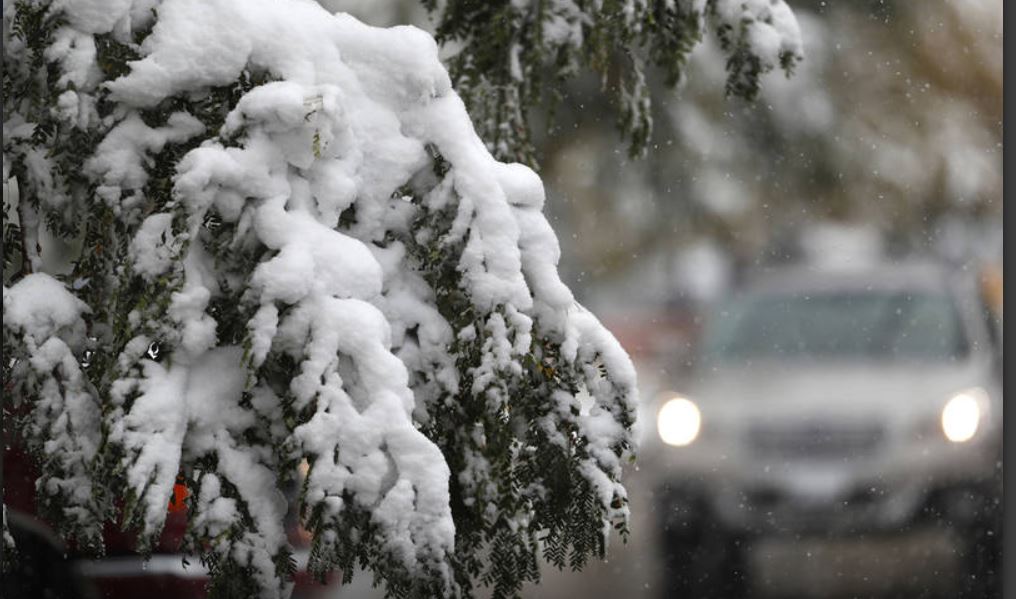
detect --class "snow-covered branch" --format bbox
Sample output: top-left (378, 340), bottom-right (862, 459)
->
top-left (2, 1), bottom-right (638, 597)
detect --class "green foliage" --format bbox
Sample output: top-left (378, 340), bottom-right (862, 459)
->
top-left (426, 0), bottom-right (801, 166)
top-left (387, 148), bottom-right (634, 598)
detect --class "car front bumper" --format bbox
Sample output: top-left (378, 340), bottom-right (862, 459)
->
top-left (648, 430), bottom-right (1001, 536)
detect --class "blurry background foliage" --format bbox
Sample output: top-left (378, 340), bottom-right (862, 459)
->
top-left (325, 0), bottom-right (1001, 317)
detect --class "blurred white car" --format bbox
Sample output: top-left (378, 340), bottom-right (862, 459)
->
top-left (643, 261), bottom-right (1002, 598)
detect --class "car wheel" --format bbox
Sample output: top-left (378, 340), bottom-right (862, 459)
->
top-left (956, 506), bottom-right (1002, 598)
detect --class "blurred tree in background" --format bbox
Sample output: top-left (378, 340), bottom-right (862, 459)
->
top-left (420, 0), bottom-right (803, 165)
top-left (329, 0), bottom-right (804, 166)
top-left (326, 0), bottom-right (1001, 311)
top-left (538, 0), bottom-right (1002, 306)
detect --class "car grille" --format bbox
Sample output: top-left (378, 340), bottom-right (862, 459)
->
top-left (747, 421), bottom-right (886, 460)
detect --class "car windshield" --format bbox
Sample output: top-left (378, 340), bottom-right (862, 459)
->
top-left (702, 290), bottom-right (970, 363)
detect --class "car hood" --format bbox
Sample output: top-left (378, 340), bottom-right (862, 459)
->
top-left (681, 358), bottom-right (997, 428)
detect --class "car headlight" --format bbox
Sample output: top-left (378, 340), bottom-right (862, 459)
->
top-left (657, 396), bottom-right (701, 447)
top-left (941, 389), bottom-right (986, 443)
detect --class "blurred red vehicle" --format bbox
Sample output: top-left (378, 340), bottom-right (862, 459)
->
top-left (3, 444), bottom-right (338, 599)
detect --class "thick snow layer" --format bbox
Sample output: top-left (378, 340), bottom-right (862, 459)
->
top-left (56, 0), bottom-right (134, 34)
top-left (4, 274), bottom-right (102, 538)
top-left (4, 273), bottom-right (89, 340)
top-left (101, 4), bottom-right (467, 585)
top-left (86, 112), bottom-right (205, 199)
top-left (713, 0), bottom-right (803, 70)
top-left (5, 0), bottom-right (638, 595)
